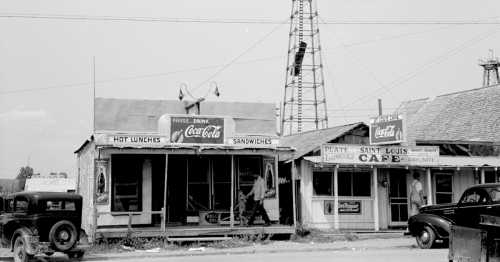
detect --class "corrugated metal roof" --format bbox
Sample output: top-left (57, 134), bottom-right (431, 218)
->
top-left (396, 84), bottom-right (500, 144)
top-left (94, 98), bottom-right (277, 135)
top-left (279, 122), bottom-right (367, 161)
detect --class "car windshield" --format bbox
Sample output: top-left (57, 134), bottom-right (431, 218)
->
top-left (487, 187), bottom-right (500, 202)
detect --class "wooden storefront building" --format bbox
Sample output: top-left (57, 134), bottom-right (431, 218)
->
top-left (75, 98), bottom-right (295, 240)
top-left (280, 84), bottom-right (500, 231)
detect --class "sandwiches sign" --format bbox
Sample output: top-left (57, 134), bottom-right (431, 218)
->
top-left (170, 116), bottom-right (224, 144)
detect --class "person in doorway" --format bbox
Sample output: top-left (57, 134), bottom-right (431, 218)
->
top-left (247, 174), bottom-right (271, 226)
top-left (410, 173), bottom-right (424, 216)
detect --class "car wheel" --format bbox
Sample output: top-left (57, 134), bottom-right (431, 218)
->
top-left (416, 225), bottom-right (436, 249)
top-left (49, 220), bottom-right (78, 252)
top-left (13, 236), bottom-right (33, 262)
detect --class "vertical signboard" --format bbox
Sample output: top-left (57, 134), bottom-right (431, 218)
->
top-left (369, 114), bottom-right (405, 145)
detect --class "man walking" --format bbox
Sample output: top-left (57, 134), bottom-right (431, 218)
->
top-left (247, 174), bottom-right (271, 226)
top-left (410, 173), bottom-right (424, 216)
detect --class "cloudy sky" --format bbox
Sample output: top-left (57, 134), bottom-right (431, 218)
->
top-left (1, 0), bottom-right (499, 178)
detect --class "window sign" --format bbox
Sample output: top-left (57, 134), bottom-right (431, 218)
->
top-left (338, 201), bottom-right (361, 214)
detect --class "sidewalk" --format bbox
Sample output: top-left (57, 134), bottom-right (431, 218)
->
top-left (87, 236), bottom-right (417, 260)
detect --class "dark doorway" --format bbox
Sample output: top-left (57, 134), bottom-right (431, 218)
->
top-left (278, 162), bottom-right (293, 225)
top-left (389, 170), bottom-right (408, 225)
top-left (167, 155), bottom-right (187, 225)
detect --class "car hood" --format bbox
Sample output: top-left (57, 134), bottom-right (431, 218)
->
top-left (420, 203), bottom-right (457, 214)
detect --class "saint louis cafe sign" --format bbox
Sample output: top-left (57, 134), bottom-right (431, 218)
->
top-left (321, 144), bottom-right (439, 166)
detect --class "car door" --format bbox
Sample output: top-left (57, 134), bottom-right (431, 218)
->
top-left (455, 188), bottom-right (491, 227)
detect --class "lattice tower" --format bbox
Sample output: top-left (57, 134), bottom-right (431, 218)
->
top-left (479, 50), bottom-right (500, 87)
top-left (281, 0), bottom-right (328, 135)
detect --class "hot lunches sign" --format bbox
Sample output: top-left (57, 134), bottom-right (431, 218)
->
top-left (170, 116), bottom-right (224, 144)
top-left (321, 144), bottom-right (439, 166)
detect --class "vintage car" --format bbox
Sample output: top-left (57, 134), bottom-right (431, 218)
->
top-left (0, 192), bottom-right (89, 262)
top-left (408, 183), bottom-right (500, 249)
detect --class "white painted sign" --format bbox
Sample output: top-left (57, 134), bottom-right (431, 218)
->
top-left (321, 144), bottom-right (439, 166)
top-left (107, 135), bottom-right (168, 147)
top-left (226, 136), bottom-right (279, 147)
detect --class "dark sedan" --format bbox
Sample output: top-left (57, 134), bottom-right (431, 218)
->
top-left (408, 183), bottom-right (500, 249)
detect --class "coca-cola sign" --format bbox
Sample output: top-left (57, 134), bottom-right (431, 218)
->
top-left (170, 116), bottom-right (224, 144)
top-left (369, 114), bottom-right (405, 145)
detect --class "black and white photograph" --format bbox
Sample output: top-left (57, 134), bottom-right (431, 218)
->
top-left (1, 1), bottom-right (499, 262)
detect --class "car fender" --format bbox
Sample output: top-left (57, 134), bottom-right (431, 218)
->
top-left (408, 213), bottom-right (452, 239)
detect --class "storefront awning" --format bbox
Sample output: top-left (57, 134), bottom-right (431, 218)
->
top-left (303, 155), bottom-right (500, 168)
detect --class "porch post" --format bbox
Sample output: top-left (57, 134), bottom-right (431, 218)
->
top-left (333, 165), bottom-right (339, 230)
top-left (426, 168), bottom-right (433, 205)
top-left (230, 155), bottom-right (235, 228)
top-left (480, 168), bottom-right (486, 184)
top-left (291, 161), bottom-right (297, 228)
top-left (372, 167), bottom-right (379, 231)
top-left (162, 154), bottom-right (168, 232)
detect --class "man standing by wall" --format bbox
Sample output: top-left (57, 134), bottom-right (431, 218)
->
top-left (410, 173), bottom-right (424, 216)
top-left (247, 174), bottom-right (271, 226)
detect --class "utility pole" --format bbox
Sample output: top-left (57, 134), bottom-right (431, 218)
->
top-left (281, 0), bottom-right (328, 135)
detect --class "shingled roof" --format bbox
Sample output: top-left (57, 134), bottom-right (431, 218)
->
top-left (396, 84), bottom-right (500, 144)
top-left (279, 122), bottom-right (367, 161)
top-left (94, 98), bottom-right (277, 135)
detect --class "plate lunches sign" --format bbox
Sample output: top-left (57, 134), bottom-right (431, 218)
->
top-left (321, 144), bottom-right (439, 166)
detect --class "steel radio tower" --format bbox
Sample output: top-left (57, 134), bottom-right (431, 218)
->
top-left (281, 0), bottom-right (328, 135)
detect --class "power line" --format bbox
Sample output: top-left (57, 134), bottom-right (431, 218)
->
top-left (346, 28), bottom-right (500, 107)
top-left (0, 13), bottom-right (499, 25)
top-left (0, 56), bottom-right (282, 95)
top-left (191, 18), bottom-right (288, 93)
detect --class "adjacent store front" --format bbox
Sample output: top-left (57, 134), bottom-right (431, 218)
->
top-left (76, 99), bottom-right (295, 240)
top-left (296, 143), bottom-right (500, 231)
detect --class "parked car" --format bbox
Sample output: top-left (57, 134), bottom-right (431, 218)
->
top-left (0, 192), bottom-right (89, 262)
top-left (408, 183), bottom-right (500, 249)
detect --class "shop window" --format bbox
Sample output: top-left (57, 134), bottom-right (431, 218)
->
top-left (338, 170), bottom-right (371, 197)
top-left (313, 172), bottom-right (333, 196)
top-left (187, 157), bottom-right (210, 211)
top-left (435, 174), bottom-right (453, 204)
top-left (112, 155), bottom-right (143, 212)
top-left (312, 170), bottom-right (371, 197)
top-left (485, 170), bottom-right (499, 183)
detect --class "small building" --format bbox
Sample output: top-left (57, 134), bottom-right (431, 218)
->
top-left (280, 84), bottom-right (500, 231)
top-left (75, 98), bottom-right (295, 240)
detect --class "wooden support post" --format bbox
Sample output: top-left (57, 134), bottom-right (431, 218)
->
top-left (333, 165), bottom-right (339, 230)
top-left (128, 213), bottom-right (132, 233)
top-left (372, 167), bottom-right (379, 231)
top-left (291, 161), bottom-right (297, 228)
top-left (163, 154), bottom-right (168, 232)
top-left (230, 155), bottom-right (235, 228)
top-left (426, 168), bottom-right (433, 205)
top-left (480, 168), bottom-right (486, 184)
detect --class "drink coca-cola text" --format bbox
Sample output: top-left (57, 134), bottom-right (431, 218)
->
top-left (184, 125), bottom-right (222, 138)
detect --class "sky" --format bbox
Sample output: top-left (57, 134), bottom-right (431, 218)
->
top-left (0, 0), bottom-right (499, 178)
